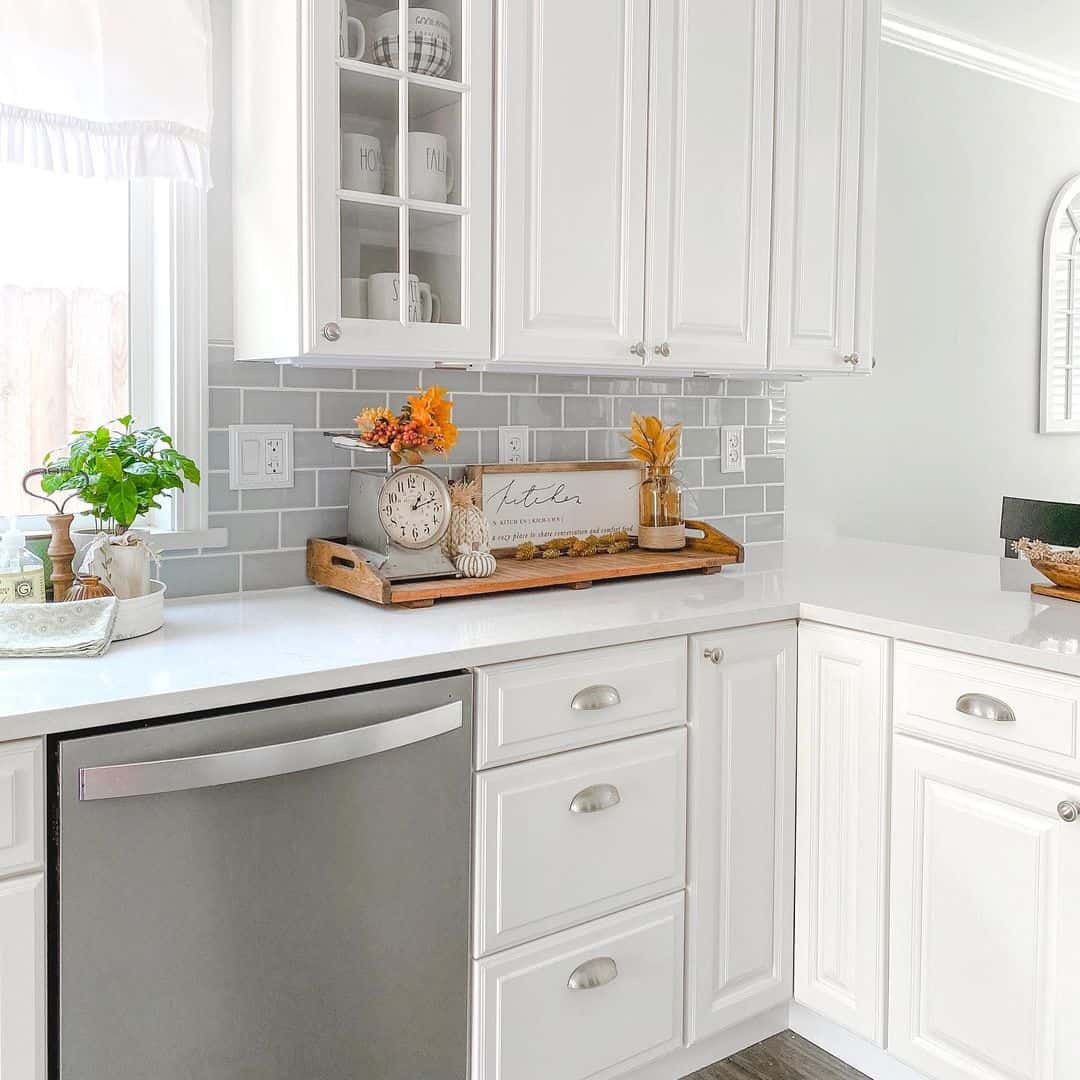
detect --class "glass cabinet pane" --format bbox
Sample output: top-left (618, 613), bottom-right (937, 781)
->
top-left (340, 202), bottom-right (401, 320)
top-left (407, 83), bottom-right (461, 207)
top-left (408, 209), bottom-right (461, 325)
top-left (341, 0), bottom-right (399, 67)
top-left (340, 70), bottom-right (398, 197)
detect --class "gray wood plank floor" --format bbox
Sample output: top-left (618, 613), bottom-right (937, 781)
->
top-left (681, 1031), bottom-right (869, 1080)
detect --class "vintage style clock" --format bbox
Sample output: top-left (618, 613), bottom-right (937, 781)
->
top-left (338, 442), bottom-right (458, 582)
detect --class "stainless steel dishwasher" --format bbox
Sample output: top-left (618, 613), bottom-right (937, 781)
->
top-left (51, 672), bottom-right (472, 1080)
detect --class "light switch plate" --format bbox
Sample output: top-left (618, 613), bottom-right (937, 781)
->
top-left (228, 425), bottom-right (294, 490)
top-left (499, 426), bottom-right (529, 464)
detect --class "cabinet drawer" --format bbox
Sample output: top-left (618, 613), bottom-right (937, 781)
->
top-left (473, 729), bottom-right (686, 956)
top-left (472, 894), bottom-right (685, 1080)
top-left (0, 739), bottom-right (43, 878)
top-left (475, 637), bottom-right (687, 768)
top-left (894, 643), bottom-right (1080, 778)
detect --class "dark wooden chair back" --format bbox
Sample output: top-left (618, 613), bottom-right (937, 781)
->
top-left (1000, 497), bottom-right (1080, 557)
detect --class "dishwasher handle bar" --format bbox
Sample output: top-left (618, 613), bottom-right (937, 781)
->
top-left (78, 699), bottom-right (463, 801)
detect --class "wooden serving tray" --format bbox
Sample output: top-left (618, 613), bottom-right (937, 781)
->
top-left (1032, 583), bottom-right (1080, 604)
top-left (307, 520), bottom-right (742, 608)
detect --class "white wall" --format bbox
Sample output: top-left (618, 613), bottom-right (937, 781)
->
top-left (787, 43), bottom-right (1080, 556)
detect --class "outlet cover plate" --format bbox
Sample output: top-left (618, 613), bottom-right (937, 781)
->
top-left (719, 426), bottom-right (745, 474)
top-left (228, 425), bottom-right (294, 490)
top-left (499, 426), bottom-right (529, 464)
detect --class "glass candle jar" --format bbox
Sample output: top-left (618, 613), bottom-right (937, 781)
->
top-left (638, 465), bottom-right (686, 550)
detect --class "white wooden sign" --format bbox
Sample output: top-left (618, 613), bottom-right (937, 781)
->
top-left (466, 463), bottom-right (642, 550)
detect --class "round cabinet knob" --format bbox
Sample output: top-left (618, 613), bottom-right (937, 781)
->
top-left (629, 341), bottom-right (647, 359)
top-left (703, 647), bottom-right (724, 665)
top-left (653, 342), bottom-right (671, 358)
top-left (842, 353), bottom-right (861, 367)
top-left (322, 322), bottom-right (342, 342)
top-left (1059, 800), bottom-right (1080, 823)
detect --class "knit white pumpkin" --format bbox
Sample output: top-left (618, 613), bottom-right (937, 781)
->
top-left (445, 480), bottom-right (490, 557)
top-left (455, 549), bottom-right (497, 578)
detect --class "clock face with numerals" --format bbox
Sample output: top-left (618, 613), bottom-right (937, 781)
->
top-left (377, 466), bottom-right (451, 550)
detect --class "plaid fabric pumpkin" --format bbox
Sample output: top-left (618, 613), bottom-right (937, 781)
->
top-left (372, 31), bottom-right (452, 78)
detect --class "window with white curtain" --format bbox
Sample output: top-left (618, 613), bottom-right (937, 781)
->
top-left (1042, 175), bottom-right (1080, 434)
top-left (0, 0), bottom-right (214, 541)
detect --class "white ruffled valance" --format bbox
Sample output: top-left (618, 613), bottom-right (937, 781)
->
top-left (0, 0), bottom-right (213, 188)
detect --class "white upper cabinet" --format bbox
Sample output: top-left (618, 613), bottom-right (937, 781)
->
top-left (645, 0), bottom-right (777, 371)
top-left (496, 0), bottom-right (879, 375)
top-left (494, 0), bottom-right (650, 367)
top-left (769, 0), bottom-right (879, 373)
top-left (233, 0), bottom-right (492, 364)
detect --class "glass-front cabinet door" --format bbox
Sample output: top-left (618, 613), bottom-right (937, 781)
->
top-left (308, 0), bottom-right (492, 362)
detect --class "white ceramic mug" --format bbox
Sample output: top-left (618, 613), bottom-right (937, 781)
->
top-left (368, 272), bottom-right (421, 321)
top-left (372, 8), bottom-right (452, 77)
top-left (339, 1), bottom-right (367, 59)
top-left (418, 281), bottom-right (441, 323)
top-left (341, 133), bottom-right (383, 193)
top-left (342, 276), bottom-right (368, 318)
top-left (401, 132), bottom-right (455, 202)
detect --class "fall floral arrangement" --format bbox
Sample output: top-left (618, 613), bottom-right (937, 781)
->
top-left (621, 413), bottom-right (682, 468)
top-left (354, 386), bottom-right (458, 465)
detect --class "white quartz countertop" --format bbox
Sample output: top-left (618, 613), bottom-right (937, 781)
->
top-left (4, 537), bottom-right (1080, 739)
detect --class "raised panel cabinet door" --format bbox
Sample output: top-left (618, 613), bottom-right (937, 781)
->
top-left (0, 874), bottom-right (45, 1080)
top-left (686, 623), bottom-right (797, 1043)
top-left (495, 0), bottom-right (650, 365)
top-left (645, 0), bottom-right (776, 371)
top-left (889, 737), bottom-right (1080, 1080)
top-left (769, 0), bottom-right (880, 372)
top-left (794, 625), bottom-right (890, 1045)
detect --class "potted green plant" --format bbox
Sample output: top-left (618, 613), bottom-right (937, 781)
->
top-left (41, 416), bottom-right (200, 599)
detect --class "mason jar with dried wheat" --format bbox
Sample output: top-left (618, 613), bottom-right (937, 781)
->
top-left (623, 414), bottom-right (686, 551)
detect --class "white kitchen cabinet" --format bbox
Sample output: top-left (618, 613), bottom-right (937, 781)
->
top-left (0, 738), bottom-right (43, 880)
top-left (473, 729), bottom-right (687, 955)
top-left (685, 623), bottom-right (797, 1043)
top-left (794, 624), bottom-right (889, 1045)
top-left (494, 0), bottom-right (651, 367)
top-left (644, 0), bottom-right (777, 371)
top-left (474, 636), bottom-right (687, 768)
top-left (497, 0), bottom-right (879, 375)
top-left (0, 874), bottom-right (45, 1080)
top-left (233, 0), bottom-right (492, 364)
top-left (889, 736), bottom-right (1080, 1080)
top-left (769, 0), bottom-right (880, 373)
top-left (472, 893), bottom-right (685, 1080)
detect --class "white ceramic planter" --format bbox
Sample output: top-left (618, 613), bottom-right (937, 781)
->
top-left (79, 533), bottom-right (152, 599)
top-left (114, 580), bottom-right (166, 640)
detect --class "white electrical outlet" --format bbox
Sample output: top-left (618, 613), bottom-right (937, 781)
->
top-left (499, 426), bottom-right (529, 464)
top-left (719, 426), bottom-right (745, 474)
top-left (229, 425), bottom-right (294, 490)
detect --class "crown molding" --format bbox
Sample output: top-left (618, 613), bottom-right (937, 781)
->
top-left (882, 8), bottom-right (1080, 105)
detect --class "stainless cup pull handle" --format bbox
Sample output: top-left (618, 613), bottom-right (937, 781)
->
top-left (569, 783), bottom-right (621, 814)
top-left (571, 684), bottom-right (621, 711)
top-left (1059, 800), bottom-right (1080, 823)
top-left (955, 693), bottom-right (1016, 724)
top-left (567, 956), bottom-right (618, 991)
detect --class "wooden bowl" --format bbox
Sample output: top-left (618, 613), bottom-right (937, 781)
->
top-left (1032, 560), bottom-right (1080, 590)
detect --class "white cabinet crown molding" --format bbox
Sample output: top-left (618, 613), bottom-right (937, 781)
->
top-left (881, 8), bottom-right (1080, 105)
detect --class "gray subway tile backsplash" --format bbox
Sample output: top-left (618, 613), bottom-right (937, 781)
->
top-left (241, 548), bottom-right (309, 591)
top-left (510, 395), bottom-right (562, 427)
top-left (244, 389), bottom-right (317, 427)
top-left (178, 347), bottom-right (786, 596)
